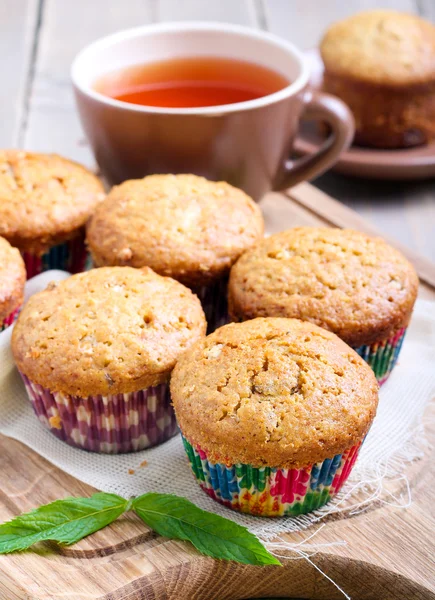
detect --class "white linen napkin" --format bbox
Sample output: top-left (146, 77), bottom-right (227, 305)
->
top-left (0, 270), bottom-right (433, 541)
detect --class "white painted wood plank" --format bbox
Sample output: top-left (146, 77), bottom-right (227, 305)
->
top-left (403, 184), bottom-right (435, 259)
top-left (263, 0), bottom-right (417, 49)
top-left (416, 0), bottom-right (435, 21)
top-left (0, 0), bottom-right (40, 147)
top-left (156, 0), bottom-right (259, 25)
top-left (23, 0), bottom-right (153, 168)
top-left (313, 174), bottom-right (435, 258)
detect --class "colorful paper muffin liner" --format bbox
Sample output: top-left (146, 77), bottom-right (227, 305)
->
top-left (0, 305), bottom-right (21, 332)
top-left (21, 231), bottom-right (88, 279)
top-left (193, 277), bottom-right (229, 333)
top-left (353, 327), bottom-right (406, 385)
top-left (182, 436), bottom-right (361, 517)
top-left (21, 373), bottom-right (178, 454)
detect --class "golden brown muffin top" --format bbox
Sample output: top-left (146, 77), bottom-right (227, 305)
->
top-left (171, 318), bottom-right (378, 469)
top-left (320, 10), bottom-right (435, 86)
top-left (86, 174), bottom-right (264, 286)
top-left (12, 266), bottom-right (206, 397)
top-left (0, 236), bottom-right (26, 322)
top-left (0, 151), bottom-right (105, 253)
top-left (228, 227), bottom-right (418, 347)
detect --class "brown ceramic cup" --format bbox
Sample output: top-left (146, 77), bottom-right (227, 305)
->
top-left (72, 22), bottom-right (354, 200)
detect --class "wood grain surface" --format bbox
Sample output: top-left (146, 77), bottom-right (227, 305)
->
top-left (0, 184), bottom-right (434, 600)
top-left (0, 0), bottom-right (434, 259)
top-left (0, 0), bottom-right (40, 145)
top-left (1, 1), bottom-right (434, 598)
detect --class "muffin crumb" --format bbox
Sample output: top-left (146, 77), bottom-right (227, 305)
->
top-left (48, 415), bottom-right (62, 430)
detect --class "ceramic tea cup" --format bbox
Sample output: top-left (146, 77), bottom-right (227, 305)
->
top-left (72, 22), bottom-right (354, 200)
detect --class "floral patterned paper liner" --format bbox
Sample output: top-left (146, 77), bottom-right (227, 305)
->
top-left (0, 305), bottom-right (21, 332)
top-left (192, 277), bottom-right (229, 334)
top-left (21, 373), bottom-right (178, 454)
top-left (182, 436), bottom-right (361, 517)
top-left (354, 327), bottom-right (406, 385)
top-left (22, 231), bottom-right (88, 279)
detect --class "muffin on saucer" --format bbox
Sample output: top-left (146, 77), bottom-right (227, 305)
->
top-left (0, 236), bottom-right (26, 331)
top-left (0, 150), bottom-right (105, 277)
top-left (12, 266), bottom-right (206, 453)
top-left (228, 227), bottom-right (418, 384)
top-left (171, 318), bottom-right (378, 517)
top-left (320, 10), bottom-right (435, 148)
top-left (86, 174), bottom-right (264, 332)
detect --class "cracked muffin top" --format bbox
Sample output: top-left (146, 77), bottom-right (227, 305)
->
top-left (0, 236), bottom-right (25, 323)
top-left (320, 10), bottom-right (435, 87)
top-left (12, 266), bottom-right (206, 397)
top-left (0, 150), bottom-right (105, 253)
top-left (86, 174), bottom-right (264, 287)
top-left (228, 227), bottom-right (418, 347)
top-left (171, 318), bottom-right (378, 469)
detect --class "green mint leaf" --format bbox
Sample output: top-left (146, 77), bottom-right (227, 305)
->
top-left (0, 493), bottom-right (127, 553)
top-left (132, 493), bottom-right (281, 566)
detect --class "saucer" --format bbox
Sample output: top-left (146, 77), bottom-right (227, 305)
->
top-left (296, 49), bottom-right (435, 180)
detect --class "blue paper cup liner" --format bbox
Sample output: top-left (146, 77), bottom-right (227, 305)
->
top-left (182, 436), bottom-right (362, 517)
top-left (353, 327), bottom-right (406, 385)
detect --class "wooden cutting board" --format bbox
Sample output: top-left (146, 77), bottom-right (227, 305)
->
top-left (1, 183), bottom-right (434, 600)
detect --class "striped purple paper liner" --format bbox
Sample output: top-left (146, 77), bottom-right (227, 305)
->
top-left (192, 277), bottom-right (229, 333)
top-left (21, 230), bottom-right (88, 279)
top-left (20, 373), bottom-right (178, 454)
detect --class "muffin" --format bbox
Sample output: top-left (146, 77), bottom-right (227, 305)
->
top-left (86, 174), bottom-right (264, 332)
top-left (171, 318), bottom-right (378, 517)
top-left (320, 10), bottom-right (435, 148)
top-left (228, 227), bottom-right (419, 384)
top-left (12, 266), bottom-right (206, 453)
top-left (0, 236), bottom-right (26, 331)
top-left (0, 150), bottom-right (105, 277)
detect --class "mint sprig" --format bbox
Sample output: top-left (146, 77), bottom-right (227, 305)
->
top-left (0, 493), bottom-right (127, 553)
top-left (0, 492), bottom-right (280, 566)
top-left (133, 493), bottom-right (280, 566)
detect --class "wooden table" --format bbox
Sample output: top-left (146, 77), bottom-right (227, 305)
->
top-left (1, 3), bottom-right (435, 598)
top-left (2, 0), bottom-right (435, 259)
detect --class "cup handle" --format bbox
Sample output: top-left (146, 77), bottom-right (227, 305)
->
top-left (274, 91), bottom-right (355, 190)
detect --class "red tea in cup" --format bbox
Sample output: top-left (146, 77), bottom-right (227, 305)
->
top-left (94, 56), bottom-right (289, 108)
